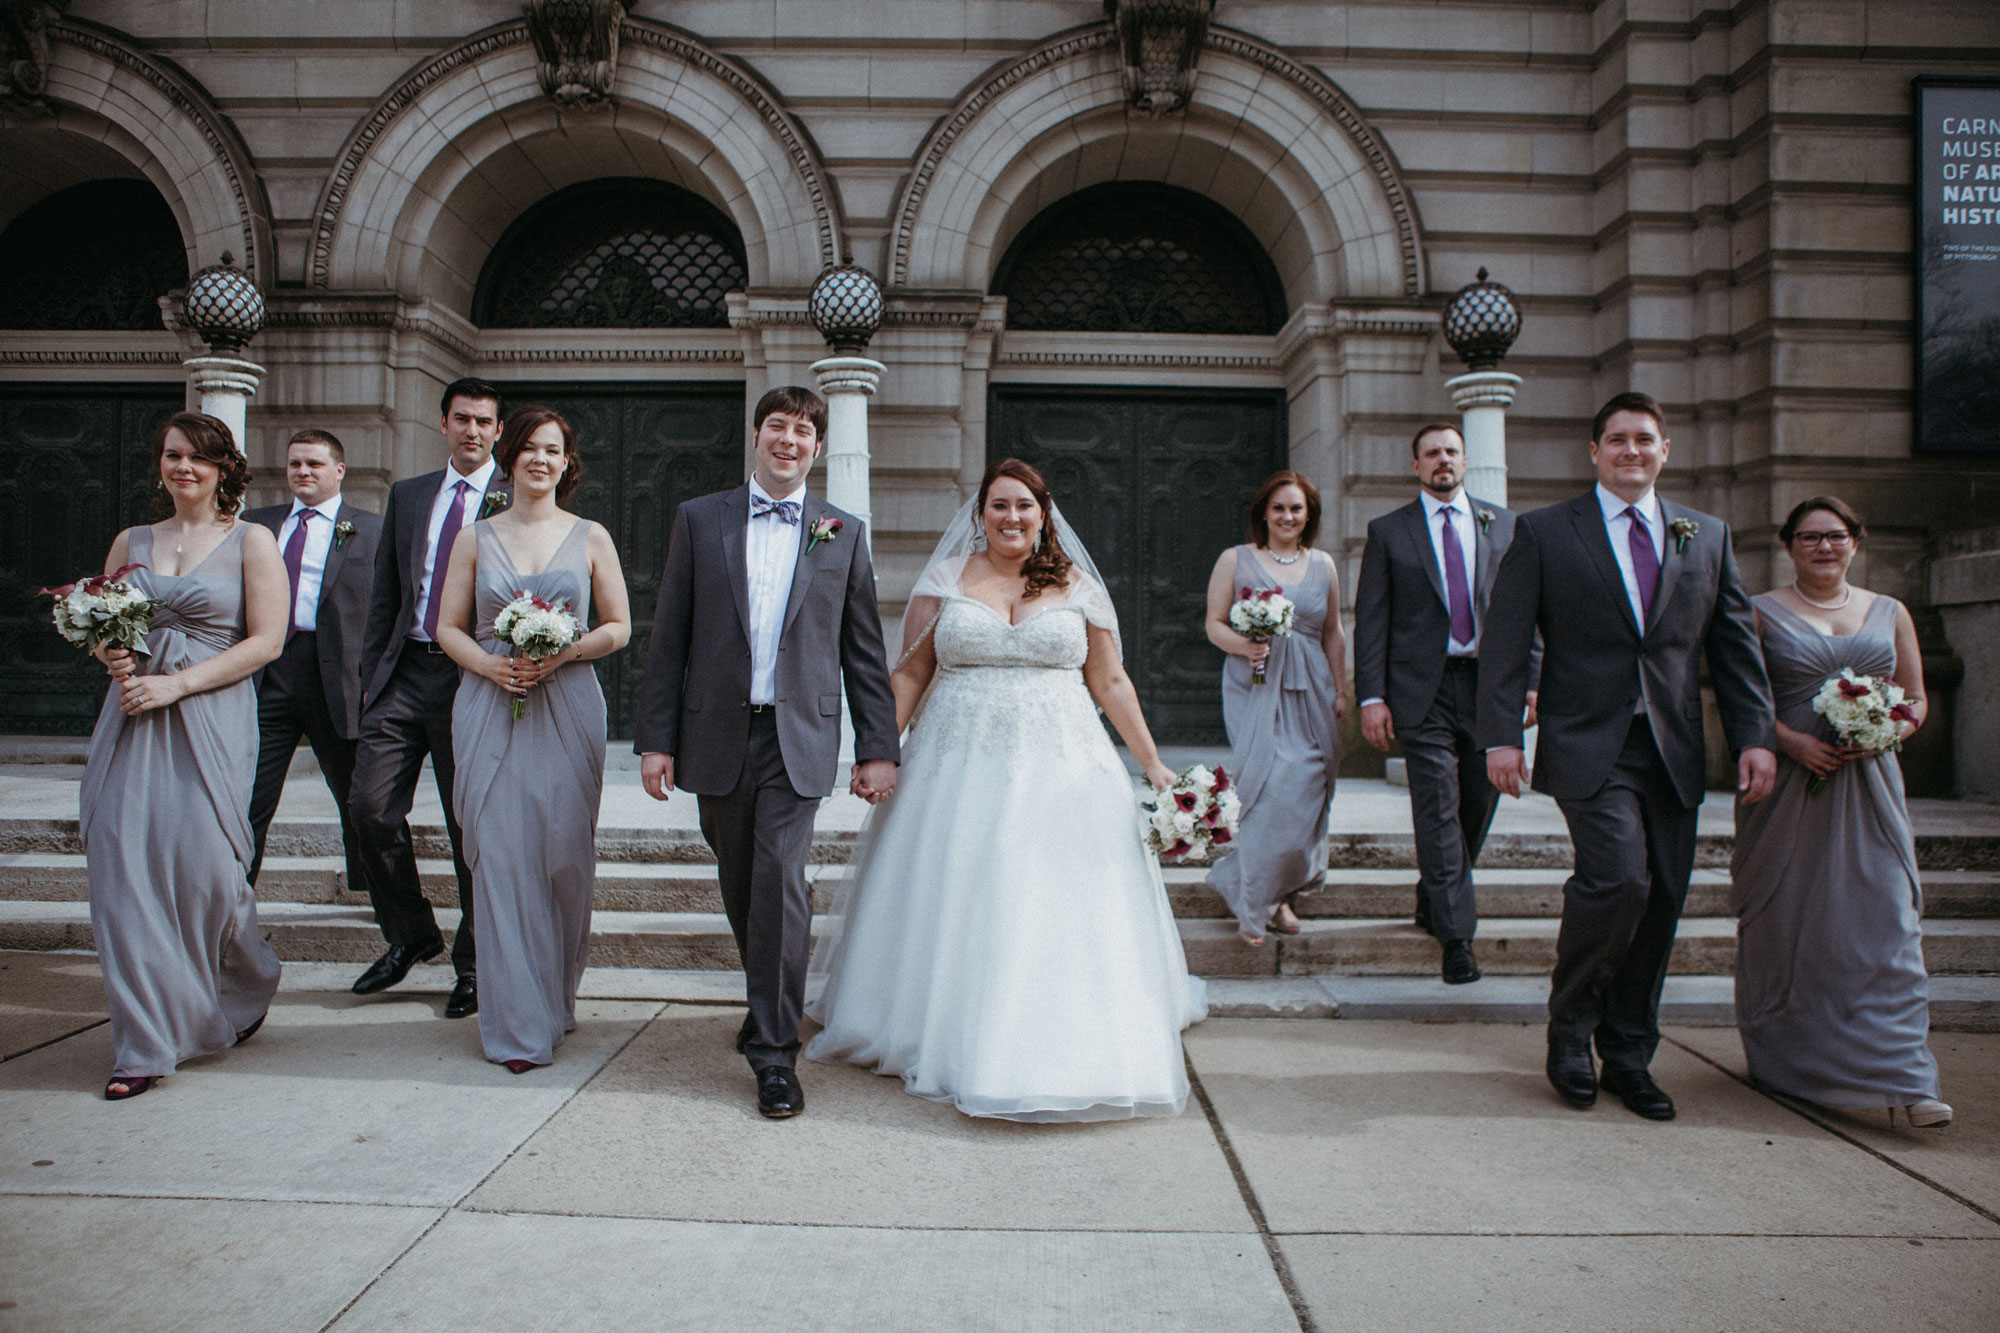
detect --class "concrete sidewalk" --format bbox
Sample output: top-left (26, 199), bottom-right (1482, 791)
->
top-left (2, 951), bottom-right (1994, 1331)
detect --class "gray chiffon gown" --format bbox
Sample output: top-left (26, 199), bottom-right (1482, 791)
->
top-left (453, 520), bottom-right (606, 1067)
top-left (1730, 592), bottom-right (1940, 1107)
top-left (79, 523), bottom-right (283, 1079)
top-left (1206, 546), bottom-right (1340, 938)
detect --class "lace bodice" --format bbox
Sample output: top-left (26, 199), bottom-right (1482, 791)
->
top-left (932, 596), bottom-right (1090, 672)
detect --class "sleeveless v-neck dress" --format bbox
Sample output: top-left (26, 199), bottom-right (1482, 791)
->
top-left (79, 523), bottom-right (282, 1078)
top-left (452, 519), bottom-right (607, 1067)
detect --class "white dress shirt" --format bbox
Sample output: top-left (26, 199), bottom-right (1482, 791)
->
top-left (1421, 488), bottom-right (1480, 656)
top-left (277, 496), bottom-right (342, 632)
top-left (744, 476), bottom-right (805, 705)
top-left (410, 457), bottom-right (496, 642)
top-left (1596, 483), bottom-right (1665, 632)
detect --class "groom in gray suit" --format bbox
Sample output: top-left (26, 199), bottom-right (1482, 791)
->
top-left (1354, 422), bottom-right (1534, 985)
top-left (637, 385), bottom-right (899, 1119)
top-left (1478, 392), bottom-right (1775, 1121)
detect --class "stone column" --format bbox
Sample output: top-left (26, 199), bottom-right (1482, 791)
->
top-left (184, 354), bottom-right (266, 449)
top-left (811, 355), bottom-right (884, 550)
top-left (1446, 369), bottom-right (1521, 509)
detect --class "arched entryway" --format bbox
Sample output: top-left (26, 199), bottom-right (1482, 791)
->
top-left (475, 178), bottom-right (750, 738)
top-left (0, 179), bottom-right (187, 734)
top-left (988, 183), bottom-right (1288, 745)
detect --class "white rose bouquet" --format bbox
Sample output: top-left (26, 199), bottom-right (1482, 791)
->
top-left (1142, 763), bottom-right (1242, 863)
top-left (1807, 667), bottom-right (1916, 793)
top-left (491, 589), bottom-right (581, 720)
top-left (40, 564), bottom-right (159, 658)
top-left (1228, 585), bottom-right (1295, 686)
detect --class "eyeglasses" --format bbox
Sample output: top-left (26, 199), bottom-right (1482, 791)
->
top-left (1791, 531), bottom-right (1853, 549)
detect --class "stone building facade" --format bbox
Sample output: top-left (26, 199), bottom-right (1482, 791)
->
top-left (2, 1), bottom-right (1996, 784)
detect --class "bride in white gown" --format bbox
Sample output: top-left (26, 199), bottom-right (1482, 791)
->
top-left (806, 459), bottom-right (1207, 1122)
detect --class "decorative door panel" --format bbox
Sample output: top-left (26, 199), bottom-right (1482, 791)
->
top-left (0, 388), bottom-right (181, 734)
top-left (494, 382), bottom-right (743, 737)
top-left (989, 387), bottom-right (1286, 745)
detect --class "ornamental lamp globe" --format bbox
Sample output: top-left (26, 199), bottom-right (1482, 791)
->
top-left (807, 258), bottom-right (884, 355)
top-left (182, 251), bottom-right (265, 355)
top-left (1440, 267), bottom-right (1521, 371)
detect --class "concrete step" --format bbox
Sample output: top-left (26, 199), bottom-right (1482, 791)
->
top-left (4, 900), bottom-right (1997, 978)
top-left (10, 853), bottom-right (1999, 924)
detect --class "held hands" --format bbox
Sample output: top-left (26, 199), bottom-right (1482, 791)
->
top-left (1361, 701), bottom-right (1394, 751)
top-left (1737, 746), bottom-right (1777, 805)
top-left (850, 759), bottom-right (899, 805)
top-left (1486, 745), bottom-right (1529, 799)
top-left (118, 671), bottom-right (185, 715)
top-left (640, 752), bottom-right (675, 802)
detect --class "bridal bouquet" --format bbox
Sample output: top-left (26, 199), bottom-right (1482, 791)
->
top-left (1143, 763), bottom-right (1241, 863)
top-left (39, 564), bottom-right (159, 658)
top-left (1807, 667), bottom-right (1916, 793)
top-left (1228, 586), bottom-right (1294, 685)
top-left (491, 590), bottom-right (581, 720)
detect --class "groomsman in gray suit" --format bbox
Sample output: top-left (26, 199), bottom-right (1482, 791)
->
top-left (637, 385), bottom-right (899, 1119)
top-left (1354, 422), bottom-right (1534, 985)
top-left (243, 429), bottom-right (382, 892)
top-left (1478, 391), bottom-right (1776, 1121)
top-left (348, 378), bottom-right (507, 1018)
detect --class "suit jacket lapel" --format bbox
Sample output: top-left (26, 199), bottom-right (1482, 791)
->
top-left (1567, 493), bottom-right (1642, 639)
top-left (1469, 494), bottom-right (1496, 602)
top-left (319, 496), bottom-right (348, 595)
top-left (1646, 499), bottom-right (1688, 637)
top-left (720, 485), bottom-right (753, 639)
top-left (779, 492), bottom-right (821, 636)
top-left (1402, 500), bottom-right (1448, 611)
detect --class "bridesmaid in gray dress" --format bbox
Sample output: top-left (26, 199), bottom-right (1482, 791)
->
top-left (1202, 471), bottom-right (1347, 944)
top-left (435, 406), bottom-right (630, 1072)
top-left (81, 411), bottom-right (289, 1100)
top-left (1731, 496), bottom-right (1950, 1128)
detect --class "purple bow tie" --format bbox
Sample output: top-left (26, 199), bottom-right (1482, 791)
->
top-left (752, 496), bottom-right (801, 524)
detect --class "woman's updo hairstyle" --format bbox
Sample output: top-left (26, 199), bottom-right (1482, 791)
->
top-left (1778, 494), bottom-right (1867, 545)
top-left (977, 457), bottom-right (1072, 600)
top-left (150, 410), bottom-right (250, 518)
top-left (495, 405), bottom-right (582, 501)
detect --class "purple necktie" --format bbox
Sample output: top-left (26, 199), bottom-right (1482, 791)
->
top-left (422, 480), bottom-right (469, 642)
top-left (282, 509), bottom-right (312, 643)
top-left (1440, 506), bottom-right (1475, 645)
top-left (1625, 505), bottom-right (1661, 625)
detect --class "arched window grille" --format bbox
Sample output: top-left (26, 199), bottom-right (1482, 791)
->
top-left (992, 182), bottom-right (1286, 336)
top-left (473, 178), bottom-right (749, 329)
top-left (0, 179), bottom-right (188, 330)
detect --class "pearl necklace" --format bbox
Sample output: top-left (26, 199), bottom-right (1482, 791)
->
top-left (1267, 547), bottom-right (1303, 565)
top-left (1792, 581), bottom-right (1851, 610)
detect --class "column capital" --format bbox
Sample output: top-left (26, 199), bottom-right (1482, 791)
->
top-left (1445, 369), bottom-right (1521, 411)
top-left (183, 354), bottom-right (266, 397)
top-left (811, 355), bottom-right (885, 397)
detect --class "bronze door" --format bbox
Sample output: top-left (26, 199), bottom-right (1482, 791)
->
top-left (0, 387), bottom-right (182, 734)
top-left (987, 386), bottom-right (1287, 744)
top-left (492, 382), bottom-right (744, 738)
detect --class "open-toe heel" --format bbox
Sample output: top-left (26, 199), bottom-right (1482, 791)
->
top-left (104, 1075), bottom-right (156, 1101)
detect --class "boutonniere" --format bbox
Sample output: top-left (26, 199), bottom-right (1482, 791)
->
top-left (806, 516), bottom-right (843, 554)
top-left (1669, 517), bottom-right (1699, 553)
top-left (1474, 508), bottom-right (1495, 533)
top-left (481, 489), bottom-right (510, 518)
top-left (332, 519), bottom-right (357, 550)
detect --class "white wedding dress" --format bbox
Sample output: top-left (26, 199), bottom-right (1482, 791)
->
top-left (805, 578), bottom-right (1207, 1122)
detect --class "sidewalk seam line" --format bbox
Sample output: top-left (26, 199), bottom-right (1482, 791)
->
top-left (1664, 1034), bottom-right (2000, 1230)
top-left (1186, 1053), bottom-right (1318, 1333)
top-left (1, 1017), bottom-right (106, 1064)
top-left (314, 999), bottom-right (665, 1331)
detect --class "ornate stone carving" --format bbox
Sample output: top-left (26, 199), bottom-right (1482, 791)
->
top-left (522, 0), bottom-right (628, 109)
top-left (0, 0), bottom-right (64, 105)
top-left (1104, 0), bottom-right (1212, 116)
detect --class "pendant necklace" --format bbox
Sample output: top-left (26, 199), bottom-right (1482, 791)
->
top-left (1792, 581), bottom-right (1851, 610)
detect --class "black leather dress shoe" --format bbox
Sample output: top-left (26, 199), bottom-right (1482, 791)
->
top-left (352, 940), bottom-right (443, 995)
top-left (1441, 939), bottom-right (1481, 985)
top-left (1546, 1043), bottom-right (1598, 1109)
top-left (1601, 1066), bottom-right (1676, 1121)
top-left (756, 1066), bottom-right (803, 1119)
top-left (735, 1013), bottom-right (756, 1054)
top-left (444, 974), bottom-right (477, 1019)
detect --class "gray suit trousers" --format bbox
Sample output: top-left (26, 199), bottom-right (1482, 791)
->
top-left (698, 708), bottom-right (818, 1071)
top-left (1548, 714), bottom-right (1697, 1071)
top-left (1402, 663), bottom-right (1496, 943)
